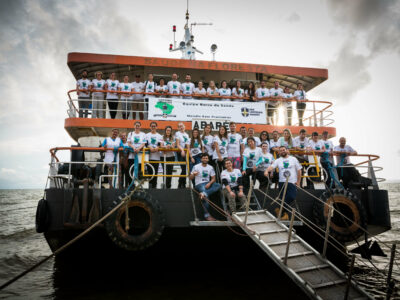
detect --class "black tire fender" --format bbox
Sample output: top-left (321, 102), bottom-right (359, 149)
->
top-left (36, 198), bottom-right (50, 233)
top-left (105, 191), bottom-right (165, 251)
top-left (312, 189), bottom-right (367, 243)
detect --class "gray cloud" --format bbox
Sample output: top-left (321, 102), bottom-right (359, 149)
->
top-left (286, 12), bottom-right (300, 23)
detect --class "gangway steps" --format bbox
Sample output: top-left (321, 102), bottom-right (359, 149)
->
top-left (232, 210), bottom-right (372, 300)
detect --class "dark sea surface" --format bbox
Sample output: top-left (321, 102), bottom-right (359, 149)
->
top-left (0, 184), bottom-right (399, 299)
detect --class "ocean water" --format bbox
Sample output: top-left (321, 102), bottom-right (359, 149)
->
top-left (0, 184), bottom-right (399, 299)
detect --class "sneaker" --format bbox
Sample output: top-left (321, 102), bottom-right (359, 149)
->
top-left (280, 212), bottom-right (289, 221)
top-left (205, 215), bottom-right (216, 221)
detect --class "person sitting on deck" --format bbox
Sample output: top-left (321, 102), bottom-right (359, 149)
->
top-left (127, 121), bottom-right (146, 180)
top-left (132, 74), bottom-right (145, 120)
top-left (156, 78), bottom-right (168, 96)
top-left (101, 128), bottom-right (123, 188)
top-left (242, 128), bottom-right (261, 149)
top-left (281, 86), bottom-right (294, 126)
top-left (190, 153), bottom-right (221, 221)
top-left (189, 128), bottom-right (204, 171)
top-left (241, 137), bottom-right (263, 191)
top-left (212, 125), bottom-right (229, 173)
top-left (193, 81), bottom-right (206, 98)
top-left (91, 71), bottom-right (106, 119)
top-left (104, 72), bottom-right (119, 119)
top-left (175, 122), bottom-right (190, 188)
top-left (167, 73), bottom-right (181, 99)
top-left (255, 81), bottom-right (271, 124)
top-left (145, 122), bottom-right (163, 189)
top-left (218, 80), bottom-right (231, 101)
top-left (76, 69), bottom-right (91, 118)
top-left (227, 122), bottom-right (243, 169)
top-left (206, 80), bottom-right (219, 97)
top-left (118, 75), bottom-right (133, 120)
top-left (180, 74), bottom-right (195, 99)
top-left (265, 146), bottom-right (302, 220)
top-left (221, 158), bottom-right (246, 213)
top-left (231, 80), bottom-right (245, 101)
top-left (293, 83), bottom-right (307, 126)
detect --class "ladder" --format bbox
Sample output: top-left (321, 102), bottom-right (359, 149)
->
top-left (232, 210), bottom-right (372, 300)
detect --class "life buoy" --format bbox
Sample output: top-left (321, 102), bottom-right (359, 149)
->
top-left (312, 189), bottom-right (366, 242)
top-left (36, 198), bottom-right (50, 233)
top-left (105, 190), bottom-right (165, 251)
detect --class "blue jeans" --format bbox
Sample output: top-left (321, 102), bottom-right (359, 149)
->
top-left (278, 182), bottom-right (297, 204)
top-left (190, 154), bottom-right (202, 171)
top-left (195, 182), bottom-right (221, 217)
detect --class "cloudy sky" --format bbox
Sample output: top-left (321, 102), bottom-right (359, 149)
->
top-left (0, 0), bottom-right (399, 188)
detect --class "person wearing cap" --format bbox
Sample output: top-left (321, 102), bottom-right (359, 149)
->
top-left (76, 69), bottom-right (91, 118)
top-left (132, 74), bottom-right (145, 119)
top-left (293, 83), bottom-right (307, 126)
top-left (265, 146), bottom-right (302, 220)
top-left (91, 71), bottom-right (106, 118)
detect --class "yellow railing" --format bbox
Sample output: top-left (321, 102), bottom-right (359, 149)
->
top-left (141, 148), bottom-right (190, 178)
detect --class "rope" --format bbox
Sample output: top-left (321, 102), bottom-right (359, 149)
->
top-left (0, 179), bottom-right (145, 291)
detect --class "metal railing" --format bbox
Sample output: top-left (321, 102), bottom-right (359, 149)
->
top-left (67, 89), bottom-right (334, 126)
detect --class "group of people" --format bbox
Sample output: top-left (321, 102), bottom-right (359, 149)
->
top-left (101, 122), bottom-right (357, 221)
top-left (76, 70), bottom-right (309, 125)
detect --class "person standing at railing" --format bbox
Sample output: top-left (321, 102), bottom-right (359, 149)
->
top-left (132, 74), bottom-right (145, 120)
top-left (265, 146), bottom-right (302, 220)
top-left (144, 73), bottom-right (157, 120)
top-left (189, 153), bottom-right (220, 221)
top-left (269, 130), bottom-right (280, 154)
top-left (269, 81), bottom-right (283, 125)
top-left (189, 128), bottom-right (204, 171)
top-left (242, 128), bottom-right (261, 149)
top-left (255, 81), bottom-right (272, 124)
top-left (104, 72), bottom-right (119, 119)
top-left (293, 128), bottom-right (309, 151)
top-left (218, 80), bottom-right (231, 101)
top-left (239, 126), bottom-right (247, 141)
top-left (333, 137), bottom-right (357, 165)
top-left (231, 80), bottom-right (245, 102)
top-left (76, 69), bottom-right (91, 118)
top-left (321, 131), bottom-right (334, 187)
top-left (167, 73), bottom-right (181, 99)
top-left (242, 137), bottom-right (263, 192)
top-left (281, 87), bottom-right (294, 126)
top-left (118, 75), bottom-right (134, 120)
top-left (227, 122), bottom-right (243, 169)
top-left (118, 132), bottom-right (131, 188)
top-left (91, 71), bottom-right (106, 119)
top-left (221, 158), bottom-right (246, 213)
top-left (145, 122), bottom-right (163, 189)
top-left (307, 132), bottom-right (326, 153)
top-left (201, 124), bottom-right (214, 158)
top-left (162, 126), bottom-right (176, 189)
top-left (333, 137), bottom-right (359, 188)
top-left (175, 122), bottom-right (190, 188)
top-left (212, 125), bottom-right (229, 173)
top-left (181, 74), bottom-right (195, 99)
top-left (244, 82), bottom-right (256, 102)
top-left (193, 81), bottom-right (206, 99)
top-left (293, 83), bottom-right (307, 126)
top-left (277, 128), bottom-right (293, 149)
top-left (206, 80), bottom-right (219, 98)
top-left (156, 78), bottom-right (169, 96)
top-left (101, 128), bottom-right (123, 188)
top-left (127, 121), bottom-right (146, 180)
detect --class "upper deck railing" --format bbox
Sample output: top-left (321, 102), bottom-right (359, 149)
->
top-left (67, 89), bottom-right (334, 127)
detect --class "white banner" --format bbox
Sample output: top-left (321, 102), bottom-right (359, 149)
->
top-left (148, 97), bottom-right (266, 124)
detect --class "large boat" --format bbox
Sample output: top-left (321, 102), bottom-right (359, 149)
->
top-left (35, 7), bottom-right (390, 299)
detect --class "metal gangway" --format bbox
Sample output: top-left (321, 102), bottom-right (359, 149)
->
top-left (232, 209), bottom-right (372, 300)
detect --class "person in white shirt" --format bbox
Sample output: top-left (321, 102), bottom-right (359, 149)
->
top-left (227, 122), bottom-right (243, 169)
top-left (231, 80), bottom-right (245, 102)
top-left (180, 74), bottom-right (195, 99)
top-left (320, 131), bottom-right (334, 187)
top-left (293, 128), bottom-right (309, 151)
top-left (218, 80), bottom-right (231, 101)
top-left (259, 131), bottom-right (270, 147)
top-left (76, 69), bottom-right (91, 118)
top-left (281, 87), bottom-right (294, 126)
top-left (277, 128), bottom-right (294, 149)
top-left (167, 73), bottom-right (181, 99)
top-left (118, 75), bottom-right (133, 120)
top-left (101, 128), bottom-right (123, 187)
top-left (132, 74), bottom-right (145, 120)
top-left (91, 71), bottom-right (106, 119)
top-left (265, 146), bottom-right (302, 219)
top-left (221, 159), bottom-right (246, 213)
top-left (307, 132), bottom-right (326, 153)
top-left (269, 81), bottom-right (283, 98)
top-left (206, 80), bottom-right (219, 98)
top-left (145, 122), bottom-right (163, 188)
top-left (269, 130), bottom-right (281, 154)
top-left (242, 137), bottom-right (263, 191)
top-left (143, 73), bottom-right (157, 119)
top-left (127, 121), bottom-right (146, 179)
top-left (156, 78), bottom-right (169, 96)
top-left (242, 128), bottom-right (261, 149)
top-left (104, 72), bottom-right (119, 119)
top-left (333, 137), bottom-right (357, 165)
top-left (240, 126), bottom-right (247, 141)
top-left (255, 81), bottom-right (272, 124)
top-left (193, 81), bottom-right (206, 99)
top-left (161, 126), bottom-right (176, 189)
top-left (293, 83), bottom-right (307, 126)
top-left (189, 128), bottom-right (204, 170)
top-left (175, 122), bottom-right (190, 188)
top-left (213, 126), bottom-right (229, 172)
top-left (189, 153), bottom-right (221, 221)
top-left (333, 137), bottom-right (359, 188)
top-left (257, 142), bottom-right (274, 190)
top-left (201, 124), bottom-right (214, 157)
